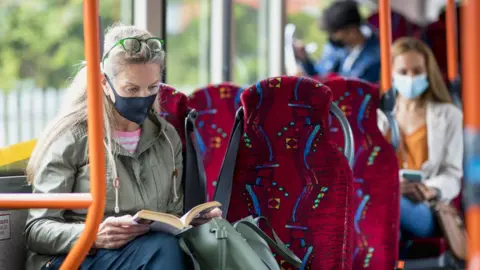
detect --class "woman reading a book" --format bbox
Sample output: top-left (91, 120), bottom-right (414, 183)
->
top-left (23, 23), bottom-right (221, 270)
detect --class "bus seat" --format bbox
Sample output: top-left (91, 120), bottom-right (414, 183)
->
top-left (324, 78), bottom-right (400, 270)
top-left (216, 76), bottom-right (354, 269)
top-left (0, 175), bottom-right (31, 270)
top-left (157, 85), bottom-right (207, 212)
top-left (157, 84), bottom-right (190, 147)
top-left (188, 83), bottom-right (243, 199)
top-left (367, 11), bottom-right (422, 42)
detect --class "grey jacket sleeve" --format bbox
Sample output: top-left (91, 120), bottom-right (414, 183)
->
top-left (24, 130), bottom-right (86, 255)
top-left (165, 128), bottom-right (184, 216)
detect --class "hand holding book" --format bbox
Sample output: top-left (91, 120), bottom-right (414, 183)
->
top-left (189, 206), bottom-right (223, 226)
top-left (94, 215), bottom-right (150, 249)
top-left (132, 201), bottom-right (222, 235)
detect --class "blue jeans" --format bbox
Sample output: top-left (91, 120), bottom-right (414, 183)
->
top-left (42, 232), bottom-right (186, 270)
top-left (400, 196), bottom-right (437, 238)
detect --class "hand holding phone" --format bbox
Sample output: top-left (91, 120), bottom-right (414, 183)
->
top-left (400, 169), bottom-right (425, 183)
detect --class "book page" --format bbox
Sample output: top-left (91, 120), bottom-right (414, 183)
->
top-left (133, 210), bottom-right (185, 233)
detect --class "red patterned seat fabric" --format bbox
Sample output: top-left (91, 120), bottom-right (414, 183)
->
top-left (156, 84), bottom-right (190, 146)
top-left (324, 78), bottom-right (400, 269)
top-left (226, 76), bottom-right (354, 269)
top-left (367, 11), bottom-right (422, 42)
top-left (188, 83), bottom-right (243, 199)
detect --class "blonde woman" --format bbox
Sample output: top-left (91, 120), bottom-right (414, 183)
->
top-left (24, 23), bottom-right (221, 270)
top-left (378, 37), bottom-right (463, 239)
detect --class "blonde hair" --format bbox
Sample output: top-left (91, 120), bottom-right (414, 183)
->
top-left (26, 23), bottom-right (165, 184)
top-left (391, 37), bottom-right (452, 103)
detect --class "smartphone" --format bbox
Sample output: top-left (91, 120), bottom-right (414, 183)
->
top-left (400, 169), bottom-right (425, 183)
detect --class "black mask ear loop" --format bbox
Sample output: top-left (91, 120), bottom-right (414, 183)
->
top-left (104, 74), bottom-right (119, 103)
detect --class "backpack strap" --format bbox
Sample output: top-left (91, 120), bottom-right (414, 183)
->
top-left (213, 108), bottom-right (244, 218)
top-left (179, 238), bottom-right (201, 270)
top-left (234, 216), bottom-right (302, 268)
top-left (184, 109), bottom-right (208, 213)
top-left (379, 88), bottom-right (400, 151)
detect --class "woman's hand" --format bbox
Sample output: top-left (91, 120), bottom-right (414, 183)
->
top-left (401, 181), bottom-right (425, 203)
top-left (191, 207), bottom-right (223, 226)
top-left (401, 181), bottom-right (438, 203)
top-left (293, 40), bottom-right (308, 61)
top-left (417, 184), bottom-right (438, 201)
top-left (94, 215), bottom-right (150, 249)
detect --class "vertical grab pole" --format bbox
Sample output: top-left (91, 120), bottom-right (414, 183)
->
top-left (379, 0), bottom-right (392, 93)
top-left (462, 0), bottom-right (480, 269)
top-left (446, 0), bottom-right (459, 82)
top-left (60, 0), bottom-right (106, 269)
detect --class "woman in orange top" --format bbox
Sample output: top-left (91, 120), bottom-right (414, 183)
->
top-left (378, 38), bottom-right (463, 239)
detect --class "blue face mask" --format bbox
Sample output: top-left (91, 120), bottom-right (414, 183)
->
top-left (105, 75), bottom-right (156, 125)
top-left (393, 73), bottom-right (429, 99)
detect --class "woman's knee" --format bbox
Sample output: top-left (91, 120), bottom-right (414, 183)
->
top-left (400, 197), bottom-right (436, 238)
top-left (137, 232), bottom-right (182, 253)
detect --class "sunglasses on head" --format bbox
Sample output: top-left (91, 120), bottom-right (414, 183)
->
top-left (102, 37), bottom-right (164, 68)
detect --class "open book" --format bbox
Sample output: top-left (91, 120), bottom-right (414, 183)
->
top-left (132, 201), bottom-right (221, 235)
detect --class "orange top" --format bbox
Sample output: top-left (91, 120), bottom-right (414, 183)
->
top-left (398, 125), bottom-right (428, 170)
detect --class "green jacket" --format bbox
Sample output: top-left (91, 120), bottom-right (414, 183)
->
top-left (24, 113), bottom-right (183, 270)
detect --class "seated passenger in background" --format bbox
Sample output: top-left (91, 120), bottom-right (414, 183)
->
top-left (293, 1), bottom-right (381, 83)
top-left (378, 38), bottom-right (463, 239)
top-left (24, 23), bottom-right (221, 270)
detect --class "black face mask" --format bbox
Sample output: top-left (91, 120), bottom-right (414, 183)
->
top-left (105, 75), bottom-right (157, 125)
top-left (328, 37), bottom-right (346, 48)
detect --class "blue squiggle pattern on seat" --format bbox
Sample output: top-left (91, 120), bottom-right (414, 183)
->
top-left (258, 125), bottom-right (273, 161)
top-left (293, 186), bottom-right (308, 222)
top-left (255, 82), bottom-right (263, 110)
top-left (354, 195), bottom-right (370, 233)
top-left (304, 125), bottom-right (321, 169)
top-left (294, 77), bottom-right (304, 100)
top-left (354, 145), bottom-right (364, 166)
top-left (235, 88), bottom-right (244, 110)
top-left (197, 109), bottom-right (217, 116)
top-left (300, 246), bottom-right (314, 270)
top-left (202, 87), bottom-right (212, 108)
top-left (246, 184), bottom-right (261, 216)
top-left (357, 93), bottom-right (371, 134)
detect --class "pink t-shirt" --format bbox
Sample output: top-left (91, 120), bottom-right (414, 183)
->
top-left (114, 129), bottom-right (141, 154)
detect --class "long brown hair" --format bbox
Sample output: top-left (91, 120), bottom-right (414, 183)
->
top-left (391, 37), bottom-right (452, 103)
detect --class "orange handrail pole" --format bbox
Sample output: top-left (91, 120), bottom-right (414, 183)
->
top-left (379, 0), bottom-right (392, 92)
top-left (446, 0), bottom-right (459, 82)
top-left (60, 0), bottom-right (106, 269)
top-left (0, 194), bottom-right (92, 209)
top-left (462, 0), bottom-right (480, 269)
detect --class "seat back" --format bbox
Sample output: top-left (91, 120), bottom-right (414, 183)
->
top-left (157, 85), bottom-right (190, 147)
top-left (0, 175), bottom-right (31, 270)
top-left (217, 76), bottom-right (354, 269)
top-left (324, 78), bottom-right (400, 269)
top-left (188, 83), bottom-right (243, 198)
top-left (157, 85), bottom-right (207, 211)
top-left (367, 11), bottom-right (422, 42)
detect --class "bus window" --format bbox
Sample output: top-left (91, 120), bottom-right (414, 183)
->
top-left (0, 0), bottom-right (122, 155)
top-left (166, 0), bottom-right (211, 94)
